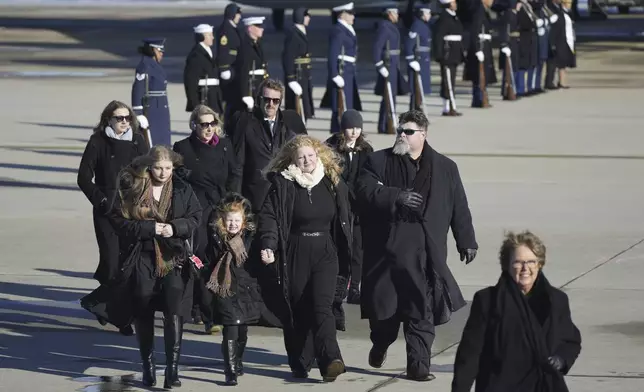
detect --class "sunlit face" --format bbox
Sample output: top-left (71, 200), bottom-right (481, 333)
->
top-left (151, 159), bottom-right (173, 184)
top-left (233, 13), bottom-right (242, 24)
top-left (109, 107), bottom-right (131, 134)
top-left (482, 0), bottom-right (494, 8)
top-left (341, 11), bottom-right (355, 25)
top-left (261, 87), bottom-right (282, 119)
top-left (224, 211), bottom-right (244, 235)
top-left (195, 114), bottom-right (217, 142)
top-left (510, 245), bottom-right (543, 293)
top-left (153, 47), bottom-right (164, 62)
top-left (422, 10), bottom-right (431, 22)
top-left (389, 10), bottom-right (399, 23)
top-left (450, 0), bottom-right (458, 10)
top-left (295, 146), bottom-right (317, 174)
top-left (343, 127), bottom-right (361, 143)
top-left (249, 24), bottom-right (264, 39)
top-left (303, 15), bottom-right (311, 26)
top-left (393, 121), bottom-right (426, 155)
top-left (202, 32), bottom-right (214, 46)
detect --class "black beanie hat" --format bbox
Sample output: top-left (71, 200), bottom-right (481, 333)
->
top-left (341, 109), bottom-right (363, 130)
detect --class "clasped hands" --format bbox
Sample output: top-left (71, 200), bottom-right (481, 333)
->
top-left (155, 222), bottom-right (174, 238)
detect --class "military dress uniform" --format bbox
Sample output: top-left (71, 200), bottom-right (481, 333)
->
top-left (497, 2), bottom-right (521, 100)
top-left (433, 4), bottom-right (464, 116)
top-left (228, 16), bottom-right (269, 119)
top-left (132, 38), bottom-right (171, 146)
top-left (217, 4), bottom-right (243, 116)
top-left (530, 0), bottom-right (552, 92)
top-left (184, 24), bottom-right (223, 113)
top-left (516, 0), bottom-right (538, 96)
top-left (282, 8), bottom-right (314, 121)
top-left (320, 2), bottom-right (363, 134)
top-left (373, 8), bottom-right (409, 134)
top-left (404, 4), bottom-right (433, 111)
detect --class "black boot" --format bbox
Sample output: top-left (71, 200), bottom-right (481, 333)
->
top-left (236, 328), bottom-right (247, 376)
top-left (134, 316), bottom-right (157, 387)
top-left (163, 315), bottom-right (183, 389)
top-left (222, 339), bottom-right (238, 385)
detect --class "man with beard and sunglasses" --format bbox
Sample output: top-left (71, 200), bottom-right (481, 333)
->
top-left (356, 109), bottom-right (478, 382)
top-left (229, 78), bottom-right (306, 213)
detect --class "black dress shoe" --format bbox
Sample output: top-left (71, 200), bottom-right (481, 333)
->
top-left (368, 346), bottom-right (387, 368)
top-left (96, 316), bottom-right (108, 326)
top-left (406, 372), bottom-right (436, 382)
top-left (291, 369), bottom-right (308, 379)
top-left (119, 325), bottom-right (134, 336)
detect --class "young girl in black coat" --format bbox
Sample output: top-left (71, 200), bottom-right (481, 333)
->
top-left (204, 193), bottom-right (263, 386)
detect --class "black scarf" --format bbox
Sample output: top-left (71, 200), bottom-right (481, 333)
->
top-left (492, 271), bottom-right (568, 392)
top-left (384, 143), bottom-right (432, 221)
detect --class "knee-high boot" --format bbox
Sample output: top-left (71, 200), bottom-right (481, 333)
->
top-left (236, 326), bottom-right (248, 376)
top-left (134, 316), bottom-right (156, 387)
top-left (222, 339), bottom-right (239, 385)
top-left (163, 315), bottom-right (183, 389)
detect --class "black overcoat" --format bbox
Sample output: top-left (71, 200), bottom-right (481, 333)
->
top-left (80, 174), bottom-right (202, 328)
top-left (183, 43), bottom-right (224, 113)
top-left (282, 26), bottom-right (314, 119)
top-left (451, 273), bottom-right (582, 392)
top-left (356, 145), bottom-right (477, 323)
top-left (256, 173), bottom-right (353, 329)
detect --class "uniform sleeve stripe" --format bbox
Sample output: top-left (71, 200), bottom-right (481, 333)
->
top-left (375, 61), bottom-right (384, 67)
top-left (132, 106), bottom-right (143, 110)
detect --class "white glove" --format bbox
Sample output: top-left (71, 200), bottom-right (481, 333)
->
top-left (475, 51), bottom-right (484, 62)
top-left (220, 70), bottom-right (231, 80)
top-left (288, 81), bottom-right (303, 96)
top-left (137, 115), bottom-right (149, 129)
top-left (332, 75), bottom-right (345, 88)
top-left (409, 61), bottom-right (421, 72)
top-left (242, 96), bottom-right (254, 109)
top-left (378, 67), bottom-right (389, 78)
top-left (501, 47), bottom-right (511, 56)
top-left (550, 14), bottom-right (558, 23)
top-left (536, 18), bottom-right (544, 27)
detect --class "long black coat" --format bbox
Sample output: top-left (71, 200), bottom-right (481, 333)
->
top-left (256, 173), bottom-right (353, 329)
top-left (517, 6), bottom-right (538, 69)
top-left (498, 10), bottom-right (521, 71)
top-left (80, 175), bottom-right (202, 328)
top-left (183, 43), bottom-right (224, 113)
top-left (451, 273), bottom-right (582, 392)
top-left (356, 145), bottom-right (477, 322)
top-left (228, 108), bottom-right (304, 212)
top-left (461, 4), bottom-right (498, 85)
top-left (228, 35), bottom-right (268, 115)
top-left (282, 26), bottom-right (314, 119)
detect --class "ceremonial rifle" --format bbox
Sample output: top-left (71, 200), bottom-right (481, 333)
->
top-left (383, 40), bottom-right (398, 134)
top-left (413, 35), bottom-right (428, 114)
top-left (336, 46), bottom-right (347, 125)
top-left (478, 24), bottom-right (490, 107)
top-left (142, 75), bottom-right (153, 148)
top-left (295, 61), bottom-right (306, 124)
top-left (504, 24), bottom-right (517, 100)
top-left (200, 72), bottom-right (209, 105)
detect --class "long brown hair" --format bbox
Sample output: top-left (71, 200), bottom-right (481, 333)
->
top-left (118, 145), bottom-right (183, 220)
top-left (94, 100), bottom-right (140, 134)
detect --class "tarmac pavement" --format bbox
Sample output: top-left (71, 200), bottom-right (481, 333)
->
top-left (0, 5), bottom-right (643, 392)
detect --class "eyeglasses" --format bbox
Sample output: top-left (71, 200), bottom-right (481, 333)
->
top-left (199, 121), bottom-right (218, 129)
top-left (512, 260), bottom-right (539, 268)
top-left (262, 96), bottom-right (281, 105)
top-left (111, 115), bottom-right (131, 123)
top-left (397, 127), bottom-right (421, 135)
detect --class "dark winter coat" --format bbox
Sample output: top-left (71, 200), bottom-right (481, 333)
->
top-left (462, 4), bottom-right (498, 85)
top-left (432, 9), bottom-right (465, 66)
top-left (452, 272), bottom-right (582, 392)
top-left (80, 174), bottom-right (202, 328)
top-left (356, 145), bottom-right (477, 323)
top-left (256, 173), bottom-right (353, 329)
top-left (183, 43), bottom-right (224, 113)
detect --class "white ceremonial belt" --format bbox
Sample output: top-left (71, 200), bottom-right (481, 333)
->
top-left (148, 91), bottom-right (167, 97)
top-left (249, 69), bottom-right (266, 75)
top-left (417, 46), bottom-right (431, 52)
top-left (133, 106), bottom-right (143, 110)
top-left (444, 35), bottom-right (462, 41)
top-left (198, 78), bottom-right (220, 86)
top-left (338, 55), bottom-right (356, 63)
top-left (478, 34), bottom-right (492, 40)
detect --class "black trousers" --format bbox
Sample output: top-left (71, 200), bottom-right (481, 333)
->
top-left (369, 311), bottom-right (436, 376)
top-left (283, 234), bottom-right (342, 374)
top-left (545, 59), bottom-right (557, 87)
top-left (92, 209), bottom-right (120, 284)
top-left (440, 64), bottom-right (458, 101)
top-left (350, 223), bottom-right (363, 289)
top-left (223, 324), bottom-right (248, 341)
top-left (135, 252), bottom-right (186, 318)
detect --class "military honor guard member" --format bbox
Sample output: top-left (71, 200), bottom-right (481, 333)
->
top-left (530, 0), bottom-right (551, 93)
top-left (373, 5), bottom-right (409, 134)
top-left (497, 0), bottom-right (521, 100)
top-left (282, 8), bottom-right (314, 122)
top-left (433, 0), bottom-right (465, 116)
top-left (405, 3), bottom-right (434, 112)
top-left (226, 16), bottom-right (269, 121)
top-left (217, 3), bottom-right (243, 115)
top-left (320, 2), bottom-right (363, 134)
top-left (132, 38), bottom-right (171, 146)
top-left (516, 0), bottom-right (538, 96)
top-left (460, 0), bottom-right (497, 108)
top-left (183, 24), bottom-right (223, 114)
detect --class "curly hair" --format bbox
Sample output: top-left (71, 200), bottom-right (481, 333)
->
top-left (211, 193), bottom-right (256, 237)
top-left (94, 100), bottom-right (140, 134)
top-left (117, 145), bottom-right (184, 220)
top-left (499, 230), bottom-right (547, 270)
top-left (263, 135), bottom-right (343, 186)
top-left (188, 104), bottom-right (223, 137)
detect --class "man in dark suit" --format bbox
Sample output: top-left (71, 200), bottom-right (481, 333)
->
top-left (356, 109), bottom-right (478, 382)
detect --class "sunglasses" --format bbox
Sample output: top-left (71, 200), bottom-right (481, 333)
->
top-left (199, 121), bottom-right (218, 129)
top-left (262, 96), bottom-right (281, 105)
top-left (397, 127), bottom-right (421, 135)
top-left (111, 115), bottom-right (131, 123)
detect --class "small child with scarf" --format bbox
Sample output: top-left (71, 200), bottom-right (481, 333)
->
top-left (203, 193), bottom-right (262, 386)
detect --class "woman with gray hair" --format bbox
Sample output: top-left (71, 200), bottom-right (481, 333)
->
top-left (451, 230), bottom-right (582, 392)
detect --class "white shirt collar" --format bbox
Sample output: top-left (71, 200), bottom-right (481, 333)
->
top-left (200, 42), bottom-right (213, 57)
top-left (295, 24), bottom-right (306, 35)
top-left (337, 19), bottom-right (356, 36)
top-left (446, 9), bottom-right (456, 16)
top-left (229, 20), bottom-right (237, 28)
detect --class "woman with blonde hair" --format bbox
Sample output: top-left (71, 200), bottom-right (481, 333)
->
top-left (258, 135), bottom-right (352, 382)
top-left (173, 104), bottom-right (241, 329)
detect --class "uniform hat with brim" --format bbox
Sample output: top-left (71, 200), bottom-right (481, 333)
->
top-left (142, 37), bottom-right (165, 51)
top-left (333, 2), bottom-right (355, 13)
top-left (439, 0), bottom-right (455, 4)
top-left (415, 2), bottom-right (432, 10)
top-left (193, 24), bottom-right (213, 34)
top-left (341, 109), bottom-right (363, 130)
top-left (382, 2), bottom-right (399, 13)
top-left (224, 3), bottom-right (242, 19)
top-left (242, 16), bottom-right (265, 26)
top-left (293, 7), bottom-right (310, 24)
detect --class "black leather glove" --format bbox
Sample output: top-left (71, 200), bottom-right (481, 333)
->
top-left (459, 248), bottom-right (477, 264)
top-left (97, 197), bottom-right (110, 215)
top-left (396, 190), bottom-right (423, 209)
top-left (548, 355), bottom-right (564, 373)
